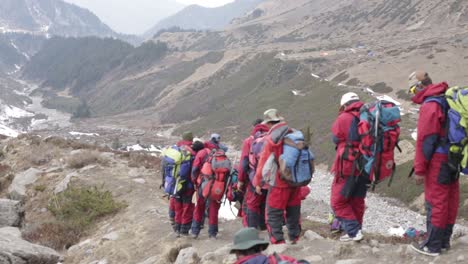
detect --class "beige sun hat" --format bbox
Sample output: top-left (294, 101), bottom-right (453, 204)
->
top-left (262, 109), bottom-right (284, 124)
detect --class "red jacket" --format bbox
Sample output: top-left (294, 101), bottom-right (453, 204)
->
top-left (253, 122), bottom-right (291, 188)
top-left (191, 148), bottom-right (211, 184)
top-left (331, 101), bottom-right (364, 177)
top-left (412, 82), bottom-right (449, 176)
top-left (176, 140), bottom-right (192, 147)
top-left (238, 124), bottom-right (270, 183)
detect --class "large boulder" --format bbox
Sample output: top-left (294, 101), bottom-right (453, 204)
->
top-left (0, 199), bottom-right (24, 227)
top-left (0, 227), bottom-right (60, 264)
top-left (8, 168), bottom-right (42, 201)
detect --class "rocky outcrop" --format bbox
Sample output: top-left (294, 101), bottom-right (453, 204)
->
top-left (0, 199), bottom-right (24, 227)
top-left (8, 168), bottom-right (42, 201)
top-left (0, 227), bottom-right (60, 264)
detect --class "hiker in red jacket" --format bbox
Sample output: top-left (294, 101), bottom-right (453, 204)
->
top-left (253, 109), bottom-right (302, 244)
top-left (191, 144), bottom-right (228, 239)
top-left (238, 119), bottom-right (270, 229)
top-left (330, 92), bottom-right (366, 242)
top-left (168, 131), bottom-right (194, 230)
top-left (408, 71), bottom-right (459, 257)
top-left (173, 140), bottom-right (204, 237)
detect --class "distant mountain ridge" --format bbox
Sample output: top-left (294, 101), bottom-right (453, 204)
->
top-left (0, 0), bottom-right (119, 37)
top-left (143, 0), bottom-right (264, 38)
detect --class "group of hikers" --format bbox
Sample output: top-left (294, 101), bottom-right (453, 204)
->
top-left (160, 70), bottom-right (463, 262)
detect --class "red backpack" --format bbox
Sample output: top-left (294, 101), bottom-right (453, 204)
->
top-left (358, 100), bottom-right (401, 189)
top-left (201, 150), bottom-right (232, 201)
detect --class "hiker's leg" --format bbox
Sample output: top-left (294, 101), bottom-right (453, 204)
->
top-left (444, 179), bottom-right (460, 248)
top-left (174, 196), bottom-right (184, 233)
top-left (259, 190), bottom-right (268, 230)
top-left (266, 186), bottom-right (288, 244)
top-left (191, 192), bottom-right (206, 235)
top-left (422, 157), bottom-right (450, 253)
top-left (246, 184), bottom-right (263, 229)
top-left (331, 176), bottom-right (358, 236)
top-left (180, 190), bottom-right (194, 235)
top-left (285, 187), bottom-right (302, 242)
top-left (169, 196), bottom-right (176, 228)
top-left (208, 199), bottom-right (221, 237)
top-left (351, 177), bottom-right (368, 227)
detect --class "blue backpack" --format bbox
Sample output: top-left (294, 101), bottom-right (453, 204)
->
top-left (162, 145), bottom-right (193, 196)
top-left (279, 130), bottom-right (315, 187)
top-left (426, 87), bottom-right (468, 176)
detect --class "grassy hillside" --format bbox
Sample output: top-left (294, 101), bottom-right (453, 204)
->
top-left (377, 161), bottom-right (468, 220)
top-left (169, 53), bottom-right (352, 163)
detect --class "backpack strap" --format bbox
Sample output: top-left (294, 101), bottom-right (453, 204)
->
top-left (424, 95), bottom-right (449, 149)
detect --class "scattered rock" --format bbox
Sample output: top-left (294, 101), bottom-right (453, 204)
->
top-left (335, 259), bottom-right (364, 264)
top-left (222, 254), bottom-right (237, 264)
top-left (457, 255), bottom-right (465, 262)
top-left (201, 252), bottom-right (216, 262)
top-left (265, 243), bottom-right (288, 254)
top-left (304, 230), bottom-right (324, 241)
top-left (305, 255), bottom-right (323, 262)
top-left (174, 247), bottom-right (200, 264)
top-left (214, 245), bottom-right (231, 256)
top-left (8, 168), bottom-right (42, 201)
top-left (369, 239), bottom-right (379, 248)
top-left (136, 256), bottom-right (158, 264)
top-left (0, 227), bottom-right (60, 263)
top-left (410, 193), bottom-right (425, 213)
top-left (334, 244), bottom-right (354, 258)
top-left (0, 199), bottom-right (24, 227)
top-left (458, 235), bottom-right (468, 245)
top-left (89, 259), bottom-right (108, 264)
top-left (133, 178), bottom-right (146, 184)
top-left (102, 231), bottom-right (119, 241)
top-left (54, 172), bottom-right (79, 194)
top-left (162, 241), bottom-right (191, 263)
top-left (371, 247), bottom-right (380, 255)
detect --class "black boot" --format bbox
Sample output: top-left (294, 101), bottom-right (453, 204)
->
top-left (442, 224), bottom-right (454, 251)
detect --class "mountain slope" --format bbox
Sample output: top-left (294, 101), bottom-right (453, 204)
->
top-left (0, 0), bottom-right (117, 37)
top-left (143, 0), bottom-right (264, 38)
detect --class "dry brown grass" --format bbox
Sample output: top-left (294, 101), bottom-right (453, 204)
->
top-left (22, 221), bottom-right (82, 250)
top-left (127, 152), bottom-right (160, 169)
top-left (67, 150), bottom-right (109, 169)
top-left (0, 164), bottom-right (13, 192)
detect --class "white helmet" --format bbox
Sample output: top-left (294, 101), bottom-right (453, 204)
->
top-left (340, 92), bottom-right (360, 107)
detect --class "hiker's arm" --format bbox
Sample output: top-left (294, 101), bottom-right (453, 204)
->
top-left (238, 138), bottom-right (251, 184)
top-left (331, 114), bottom-right (346, 145)
top-left (414, 102), bottom-right (444, 176)
top-left (191, 153), bottom-right (203, 185)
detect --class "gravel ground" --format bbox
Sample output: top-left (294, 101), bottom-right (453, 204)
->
top-left (302, 169), bottom-right (468, 236)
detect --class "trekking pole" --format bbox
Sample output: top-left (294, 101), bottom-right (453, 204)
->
top-left (408, 167), bottom-right (415, 178)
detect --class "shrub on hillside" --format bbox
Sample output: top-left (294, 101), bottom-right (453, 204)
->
top-left (67, 150), bottom-right (108, 169)
top-left (24, 185), bottom-right (125, 250)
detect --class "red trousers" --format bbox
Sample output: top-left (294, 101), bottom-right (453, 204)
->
top-left (173, 189), bottom-right (195, 234)
top-left (192, 190), bottom-right (221, 237)
top-left (242, 184), bottom-right (267, 230)
top-left (330, 174), bottom-right (367, 237)
top-left (422, 154), bottom-right (459, 252)
top-left (266, 186), bottom-right (302, 244)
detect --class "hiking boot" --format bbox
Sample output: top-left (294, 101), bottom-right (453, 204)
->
top-left (180, 232), bottom-right (190, 238)
top-left (191, 233), bottom-right (199, 239)
top-left (410, 243), bottom-right (440, 257)
top-left (340, 230), bottom-right (363, 242)
top-left (209, 235), bottom-right (217, 240)
top-left (174, 231), bottom-right (181, 238)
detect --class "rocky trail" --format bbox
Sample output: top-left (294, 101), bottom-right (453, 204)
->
top-left (0, 135), bottom-right (467, 264)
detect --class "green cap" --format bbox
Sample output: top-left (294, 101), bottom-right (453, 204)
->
top-left (182, 131), bottom-right (193, 141)
top-left (230, 228), bottom-right (269, 253)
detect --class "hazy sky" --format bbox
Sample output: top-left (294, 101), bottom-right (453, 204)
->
top-left (64, 0), bottom-right (234, 35)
